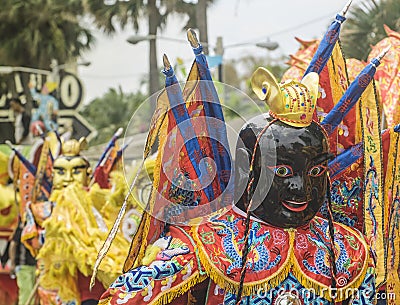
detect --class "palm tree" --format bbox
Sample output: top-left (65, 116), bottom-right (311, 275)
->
top-left (85, 0), bottom-right (216, 96)
top-left (172, 0), bottom-right (215, 55)
top-left (0, 0), bottom-right (94, 69)
top-left (340, 0), bottom-right (400, 60)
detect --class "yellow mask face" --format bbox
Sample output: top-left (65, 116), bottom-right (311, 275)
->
top-left (52, 156), bottom-right (90, 189)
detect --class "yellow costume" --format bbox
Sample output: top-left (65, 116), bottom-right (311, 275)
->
top-left (35, 139), bottom-right (132, 305)
top-left (0, 150), bottom-right (18, 238)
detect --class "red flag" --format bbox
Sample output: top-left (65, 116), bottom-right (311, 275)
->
top-left (92, 145), bottom-right (120, 189)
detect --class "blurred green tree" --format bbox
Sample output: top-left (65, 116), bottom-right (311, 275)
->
top-left (0, 0), bottom-right (94, 69)
top-left (80, 87), bottom-right (147, 144)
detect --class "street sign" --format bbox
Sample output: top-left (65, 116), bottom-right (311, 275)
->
top-left (0, 69), bottom-right (84, 110)
top-left (0, 67), bottom-right (96, 143)
top-left (57, 111), bottom-right (97, 142)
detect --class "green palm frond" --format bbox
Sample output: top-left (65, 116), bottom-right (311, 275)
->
top-left (341, 0), bottom-right (400, 60)
top-left (0, 0), bottom-right (93, 68)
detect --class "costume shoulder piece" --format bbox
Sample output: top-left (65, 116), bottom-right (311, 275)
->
top-left (192, 209), bottom-right (370, 302)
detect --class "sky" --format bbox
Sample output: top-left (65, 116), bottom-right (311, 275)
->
top-left (77, 0), bottom-right (359, 103)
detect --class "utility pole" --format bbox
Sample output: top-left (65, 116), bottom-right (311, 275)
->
top-left (215, 36), bottom-right (224, 82)
top-left (196, 0), bottom-right (209, 55)
top-left (148, 0), bottom-right (160, 98)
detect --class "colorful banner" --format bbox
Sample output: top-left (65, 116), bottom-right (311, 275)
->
top-left (368, 25), bottom-right (400, 129)
top-left (385, 128), bottom-right (400, 303)
top-left (360, 82), bottom-right (386, 287)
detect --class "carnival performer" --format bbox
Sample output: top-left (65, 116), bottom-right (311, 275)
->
top-left (9, 97), bottom-right (32, 145)
top-left (32, 137), bottom-right (132, 305)
top-left (0, 149), bottom-right (18, 235)
top-left (282, 16), bottom-right (400, 301)
top-left (29, 81), bottom-right (59, 133)
top-left (0, 149), bottom-right (19, 305)
top-left (97, 25), bottom-right (378, 304)
top-left (5, 130), bottom-right (137, 305)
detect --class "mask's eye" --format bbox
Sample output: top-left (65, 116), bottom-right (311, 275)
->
top-left (56, 169), bottom-right (64, 175)
top-left (268, 165), bottom-right (293, 177)
top-left (308, 165), bottom-right (327, 177)
top-left (73, 168), bottom-right (82, 175)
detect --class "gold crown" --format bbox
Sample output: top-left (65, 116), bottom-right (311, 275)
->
top-left (251, 67), bottom-right (319, 127)
top-left (61, 137), bottom-right (88, 157)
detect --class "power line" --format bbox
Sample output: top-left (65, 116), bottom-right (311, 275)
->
top-left (266, 12), bottom-right (337, 38)
top-left (80, 73), bottom-right (144, 79)
top-left (225, 11), bottom-right (337, 49)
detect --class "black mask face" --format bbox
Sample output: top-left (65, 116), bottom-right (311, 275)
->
top-left (234, 113), bottom-right (329, 228)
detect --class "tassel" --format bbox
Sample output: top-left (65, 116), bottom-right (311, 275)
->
top-left (90, 158), bottom-right (145, 290)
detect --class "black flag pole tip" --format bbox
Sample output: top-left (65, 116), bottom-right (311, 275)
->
top-left (187, 28), bottom-right (200, 49)
top-left (163, 54), bottom-right (171, 70)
